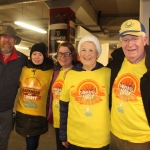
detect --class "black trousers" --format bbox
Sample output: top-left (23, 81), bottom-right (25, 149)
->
top-left (26, 135), bottom-right (40, 150)
top-left (55, 128), bottom-right (66, 150)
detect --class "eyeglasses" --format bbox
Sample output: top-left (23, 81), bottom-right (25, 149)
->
top-left (57, 52), bottom-right (71, 57)
top-left (121, 36), bottom-right (140, 44)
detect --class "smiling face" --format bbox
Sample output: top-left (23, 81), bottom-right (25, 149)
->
top-left (57, 46), bottom-right (73, 69)
top-left (31, 51), bottom-right (44, 65)
top-left (0, 35), bottom-right (16, 54)
top-left (120, 34), bottom-right (147, 63)
top-left (79, 41), bottom-right (98, 71)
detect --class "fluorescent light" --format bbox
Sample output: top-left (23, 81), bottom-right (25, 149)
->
top-left (14, 21), bottom-right (47, 34)
top-left (57, 40), bottom-right (66, 43)
top-left (15, 45), bottom-right (29, 50)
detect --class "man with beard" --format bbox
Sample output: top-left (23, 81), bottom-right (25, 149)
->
top-left (0, 25), bottom-right (27, 150)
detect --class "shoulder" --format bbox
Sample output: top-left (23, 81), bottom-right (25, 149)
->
top-left (97, 67), bottom-right (111, 75)
top-left (107, 47), bottom-right (125, 68)
top-left (100, 66), bottom-right (110, 71)
top-left (16, 50), bottom-right (27, 58)
top-left (16, 50), bottom-right (28, 61)
top-left (111, 47), bottom-right (124, 59)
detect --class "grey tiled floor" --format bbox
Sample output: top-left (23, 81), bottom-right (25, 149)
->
top-left (8, 123), bottom-right (56, 150)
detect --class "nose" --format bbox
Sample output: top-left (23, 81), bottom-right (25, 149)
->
top-left (84, 50), bottom-right (91, 56)
top-left (128, 39), bottom-right (134, 47)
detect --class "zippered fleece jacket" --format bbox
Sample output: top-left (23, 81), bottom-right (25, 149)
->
top-left (0, 50), bottom-right (27, 112)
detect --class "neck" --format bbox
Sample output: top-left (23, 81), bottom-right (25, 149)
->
top-left (82, 62), bottom-right (96, 71)
top-left (62, 64), bottom-right (73, 70)
top-left (1, 52), bottom-right (11, 60)
top-left (128, 50), bottom-right (146, 64)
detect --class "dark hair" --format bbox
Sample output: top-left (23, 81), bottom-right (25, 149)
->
top-left (57, 41), bottom-right (78, 65)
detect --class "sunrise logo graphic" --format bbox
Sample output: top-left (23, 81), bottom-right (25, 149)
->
top-left (113, 73), bottom-right (141, 102)
top-left (71, 79), bottom-right (105, 116)
top-left (21, 76), bottom-right (47, 101)
top-left (52, 79), bottom-right (64, 100)
top-left (72, 79), bottom-right (105, 105)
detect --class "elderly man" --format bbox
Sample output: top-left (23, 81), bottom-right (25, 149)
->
top-left (0, 25), bottom-right (27, 150)
top-left (108, 19), bottom-right (150, 150)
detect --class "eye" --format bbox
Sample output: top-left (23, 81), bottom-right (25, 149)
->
top-left (89, 49), bottom-right (94, 52)
top-left (133, 37), bottom-right (138, 41)
top-left (81, 49), bottom-right (86, 52)
top-left (39, 53), bottom-right (43, 56)
top-left (122, 38), bottom-right (129, 42)
top-left (64, 52), bottom-right (70, 57)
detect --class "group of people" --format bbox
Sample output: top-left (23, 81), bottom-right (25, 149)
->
top-left (0, 18), bottom-right (150, 150)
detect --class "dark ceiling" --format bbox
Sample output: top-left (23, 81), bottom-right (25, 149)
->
top-left (0, 0), bottom-right (140, 55)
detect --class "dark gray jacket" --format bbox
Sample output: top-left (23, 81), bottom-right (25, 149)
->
top-left (0, 50), bottom-right (27, 112)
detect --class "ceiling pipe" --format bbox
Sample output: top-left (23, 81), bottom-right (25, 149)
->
top-left (0, 0), bottom-right (50, 5)
top-left (80, 11), bottom-right (106, 35)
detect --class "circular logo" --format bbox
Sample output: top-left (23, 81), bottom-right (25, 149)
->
top-left (124, 21), bottom-right (134, 28)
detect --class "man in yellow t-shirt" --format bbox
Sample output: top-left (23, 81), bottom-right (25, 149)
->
top-left (108, 19), bottom-right (150, 150)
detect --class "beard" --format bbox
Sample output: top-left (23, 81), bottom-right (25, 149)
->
top-left (0, 42), bottom-right (14, 54)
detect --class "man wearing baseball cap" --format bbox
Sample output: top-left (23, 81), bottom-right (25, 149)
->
top-left (0, 25), bottom-right (27, 150)
top-left (108, 19), bottom-right (150, 150)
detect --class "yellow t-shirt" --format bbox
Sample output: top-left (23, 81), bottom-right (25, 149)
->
top-left (16, 67), bottom-right (53, 117)
top-left (111, 57), bottom-right (150, 143)
top-left (60, 67), bottom-right (110, 148)
top-left (52, 69), bottom-right (65, 128)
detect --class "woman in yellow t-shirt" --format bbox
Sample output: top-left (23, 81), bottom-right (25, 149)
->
top-left (60, 35), bottom-right (111, 150)
top-left (15, 42), bottom-right (54, 150)
top-left (48, 42), bottom-right (78, 150)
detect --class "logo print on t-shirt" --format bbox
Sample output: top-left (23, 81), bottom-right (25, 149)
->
top-left (52, 79), bottom-right (64, 99)
top-left (72, 79), bottom-right (105, 103)
top-left (52, 79), bottom-right (64, 108)
top-left (21, 76), bottom-right (47, 108)
top-left (71, 79), bottom-right (105, 116)
top-left (72, 79), bottom-right (105, 116)
top-left (22, 77), bottom-right (42, 101)
top-left (113, 73), bottom-right (141, 102)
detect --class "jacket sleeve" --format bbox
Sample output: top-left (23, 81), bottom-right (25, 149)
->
top-left (59, 100), bottom-right (69, 142)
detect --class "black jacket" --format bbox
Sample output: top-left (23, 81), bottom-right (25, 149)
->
top-left (0, 50), bottom-right (27, 112)
top-left (108, 45), bottom-right (150, 126)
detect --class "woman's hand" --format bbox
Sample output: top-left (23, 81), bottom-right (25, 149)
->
top-left (62, 141), bottom-right (69, 148)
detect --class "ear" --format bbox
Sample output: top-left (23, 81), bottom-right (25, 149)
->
top-left (14, 37), bottom-right (17, 44)
top-left (119, 38), bottom-right (122, 46)
top-left (143, 35), bottom-right (148, 46)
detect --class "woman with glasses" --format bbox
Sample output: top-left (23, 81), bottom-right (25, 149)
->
top-left (47, 41), bottom-right (78, 150)
top-left (59, 35), bottom-right (111, 150)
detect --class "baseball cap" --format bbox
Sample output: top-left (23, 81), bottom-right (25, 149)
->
top-left (118, 19), bottom-right (146, 38)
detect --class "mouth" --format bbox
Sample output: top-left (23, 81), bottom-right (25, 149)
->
top-left (4, 42), bottom-right (10, 46)
top-left (127, 49), bottom-right (136, 51)
top-left (34, 59), bottom-right (41, 62)
top-left (84, 57), bottom-right (91, 61)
